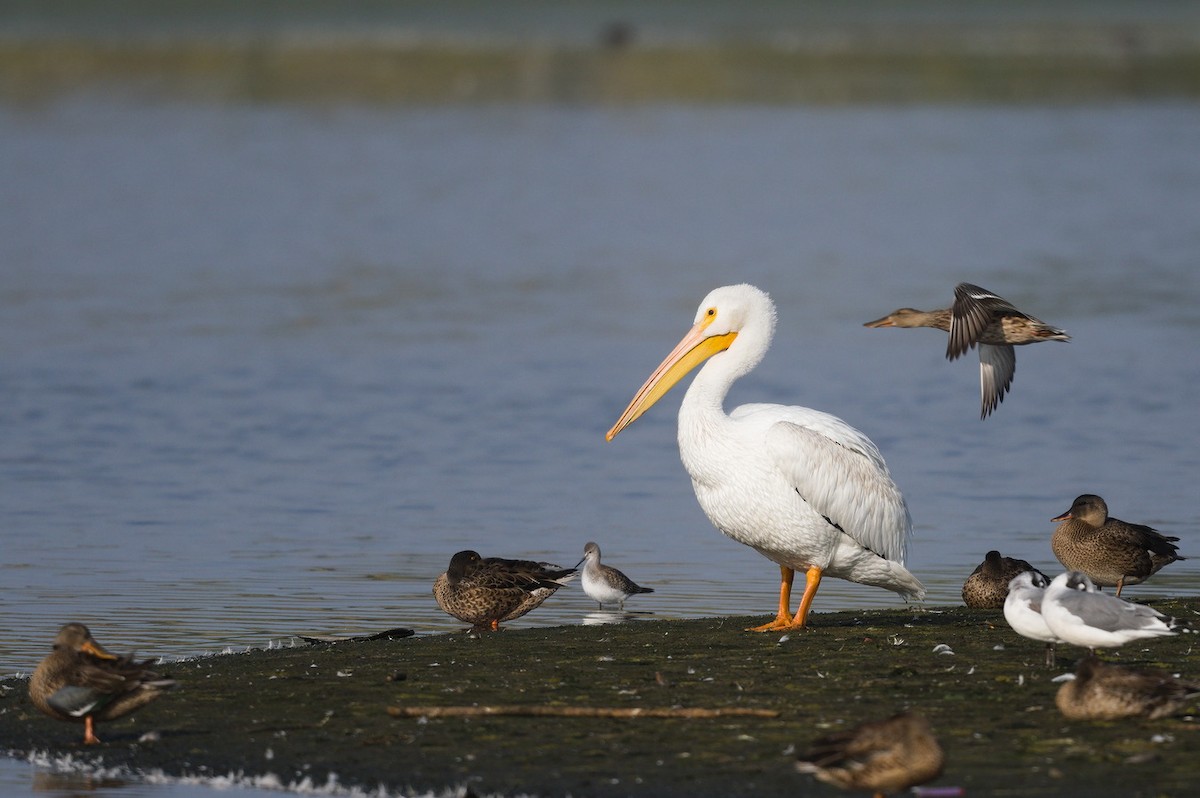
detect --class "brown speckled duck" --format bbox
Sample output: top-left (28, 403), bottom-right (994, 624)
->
top-left (795, 711), bottom-right (945, 798)
top-left (29, 623), bottom-right (177, 745)
top-left (433, 550), bottom-right (577, 631)
top-left (1051, 494), bottom-right (1183, 596)
top-left (865, 282), bottom-right (1070, 418)
top-left (1056, 655), bottom-right (1200, 721)
top-left (962, 550), bottom-right (1048, 609)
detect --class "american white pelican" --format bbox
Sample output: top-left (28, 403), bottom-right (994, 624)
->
top-left (606, 284), bottom-right (924, 631)
top-left (864, 282), bottom-right (1070, 419)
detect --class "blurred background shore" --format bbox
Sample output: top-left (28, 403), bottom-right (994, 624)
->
top-left (3, 0), bottom-right (1200, 104)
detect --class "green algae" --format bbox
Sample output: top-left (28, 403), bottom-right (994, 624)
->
top-left (3, 601), bottom-right (1200, 796)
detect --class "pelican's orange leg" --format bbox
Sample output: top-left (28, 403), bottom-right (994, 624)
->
top-left (789, 566), bottom-right (823, 628)
top-left (748, 565), bottom-right (795, 631)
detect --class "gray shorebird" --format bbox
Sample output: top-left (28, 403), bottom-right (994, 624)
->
top-left (29, 623), bottom-right (177, 745)
top-left (1056, 655), bottom-right (1200, 721)
top-left (864, 281), bottom-right (1070, 418)
top-left (795, 711), bottom-right (945, 798)
top-left (577, 541), bottom-right (654, 611)
top-left (432, 550), bottom-right (576, 631)
top-left (962, 550), bottom-right (1047, 609)
top-left (1051, 494), bottom-right (1183, 596)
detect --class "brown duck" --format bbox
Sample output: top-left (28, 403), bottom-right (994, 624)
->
top-left (29, 623), bottom-right (177, 745)
top-left (864, 282), bottom-right (1069, 418)
top-left (962, 550), bottom-right (1047, 609)
top-left (1056, 655), bottom-right (1200, 720)
top-left (1051, 494), bottom-right (1183, 596)
top-left (433, 550), bottom-right (577, 631)
top-left (795, 711), bottom-right (945, 798)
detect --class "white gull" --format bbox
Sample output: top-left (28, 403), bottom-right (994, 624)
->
top-left (1041, 571), bottom-right (1187, 651)
top-left (1003, 570), bottom-right (1064, 667)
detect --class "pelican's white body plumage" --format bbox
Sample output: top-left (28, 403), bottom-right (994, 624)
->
top-left (607, 285), bottom-right (924, 629)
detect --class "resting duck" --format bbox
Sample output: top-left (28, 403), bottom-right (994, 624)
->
top-left (29, 623), bottom-right (176, 745)
top-left (1051, 494), bottom-right (1183, 596)
top-left (433, 550), bottom-right (577, 631)
top-left (795, 711), bottom-right (945, 798)
top-left (962, 550), bottom-right (1048, 609)
top-left (1056, 655), bottom-right (1200, 721)
top-left (864, 282), bottom-right (1070, 418)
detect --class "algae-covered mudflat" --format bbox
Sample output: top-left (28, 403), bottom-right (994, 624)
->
top-left (4, 602), bottom-right (1199, 797)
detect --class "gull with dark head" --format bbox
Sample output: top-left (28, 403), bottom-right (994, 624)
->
top-left (1041, 571), bottom-right (1188, 652)
top-left (1002, 570), bottom-right (1063, 667)
top-left (607, 284), bottom-right (923, 631)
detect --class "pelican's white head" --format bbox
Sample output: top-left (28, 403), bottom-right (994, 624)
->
top-left (606, 284), bottom-right (777, 441)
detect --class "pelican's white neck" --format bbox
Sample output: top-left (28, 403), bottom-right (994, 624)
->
top-left (681, 284), bottom-right (776, 421)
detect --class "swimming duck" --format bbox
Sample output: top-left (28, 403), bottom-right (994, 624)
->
top-left (432, 550), bottom-right (577, 631)
top-left (578, 541), bottom-right (655, 611)
top-left (1051, 494), bottom-right (1183, 596)
top-left (1056, 655), bottom-right (1200, 720)
top-left (864, 282), bottom-right (1069, 418)
top-left (29, 623), bottom-right (176, 745)
top-left (795, 711), bottom-right (945, 798)
top-left (962, 550), bottom-right (1047, 609)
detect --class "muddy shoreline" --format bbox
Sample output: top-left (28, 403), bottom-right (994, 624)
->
top-left (3, 601), bottom-right (1199, 796)
top-left (3, 2), bottom-right (1200, 103)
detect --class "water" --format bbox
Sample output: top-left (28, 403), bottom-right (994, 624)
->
top-left (2, 96), bottom-right (1199, 791)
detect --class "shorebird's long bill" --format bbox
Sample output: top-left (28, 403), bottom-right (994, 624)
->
top-left (606, 323), bottom-right (736, 441)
